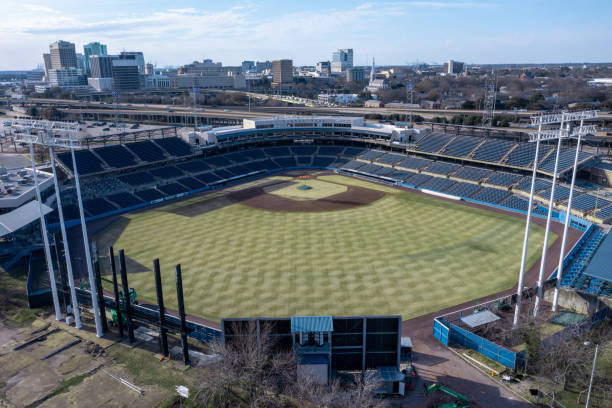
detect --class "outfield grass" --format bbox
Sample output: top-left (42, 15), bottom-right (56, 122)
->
top-left (95, 174), bottom-right (554, 322)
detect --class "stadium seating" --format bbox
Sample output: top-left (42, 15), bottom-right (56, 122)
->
top-left (505, 143), bottom-right (553, 168)
top-left (243, 149), bottom-right (266, 160)
top-left (106, 192), bottom-right (143, 208)
top-left (263, 146), bottom-right (291, 157)
top-left (539, 185), bottom-right (573, 202)
top-left (154, 137), bottom-right (193, 157)
top-left (291, 145), bottom-right (318, 156)
top-left (118, 172), bottom-right (156, 186)
top-left (57, 149), bottom-right (105, 175)
top-left (594, 205), bottom-right (612, 221)
top-left (225, 165), bottom-right (250, 176)
top-left (177, 176), bottom-right (206, 190)
top-left (484, 171), bottom-right (522, 187)
top-left (397, 156), bottom-right (432, 170)
top-left (416, 133), bottom-right (454, 153)
top-left (375, 153), bottom-right (404, 165)
top-left (318, 146), bottom-right (345, 156)
top-left (539, 148), bottom-right (593, 174)
top-left (471, 187), bottom-right (511, 204)
top-left (150, 166), bottom-right (184, 180)
top-left (419, 177), bottom-right (456, 192)
top-left (177, 160), bottom-right (210, 173)
top-left (214, 169), bottom-right (236, 180)
top-left (224, 151), bottom-right (250, 163)
top-left (195, 172), bottom-right (223, 184)
top-left (94, 144), bottom-right (137, 168)
top-left (360, 150), bottom-right (385, 161)
top-left (452, 166), bottom-right (492, 182)
top-left (514, 177), bottom-right (552, 193)
top-left (359, 163), bottom-right (384, 175)
top-left (312, 156), bottom-right (336, 167)
top-left (205, 155), bottom-right (233, 167)
top-left (296, 156), bottom-right (313, 166)
top-left (500, 195), bottom-right (530, 212)
top-left (441, 135), bottom-right (482, 157)
top-left (471, 139), bottom-right (516, 162)
top-left (342, 160), bottom-right (366, 170)
top-left (390, 170), bottom-right (413, 181)
top-left (158, 182), bottom-right (190, 196)
top-left (424, 161), bottom-right (461, 176)
top-left (445, 182), bottom-right (482, 198)
top-left (125, 140), bottom-right (166, 162)
top-left (342, 147), bottom-right (367, 157)
top-left (83, 198), bottom-right (117, 216)
top-left (135, 188), bottom-right (165, 201)
top-left (572, 194), bottom-right (610, 212)
top-left (374, 166), bottom-right (395, 177)
top-left (273, 157), bottom-right (297, 168)
top-left (404, 173), bottom-right (432, 187)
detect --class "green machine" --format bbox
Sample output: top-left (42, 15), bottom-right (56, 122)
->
top-left (424, 383), bottom-right (470, 408)
top-left (80, 278), bottom-right (137, 326)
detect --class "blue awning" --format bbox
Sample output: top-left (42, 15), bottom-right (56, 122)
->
top-left (291, 316), bottom-right (333, 333)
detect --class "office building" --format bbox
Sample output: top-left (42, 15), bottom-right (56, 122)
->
top-left (77, 54), bottom-right (86, 72)
top-left (145, 63), bottom-right (154, 75)
top-left (242, 61), bottom-right (255, 72)
top-left (346, 67), bottom-right (365, 83)
top-left (49, 40), bottom-right (77, 69)
top-left (42, 53), bottom-right (51, 78)
top-left (89, 55), bottom-right (116, 78)
top-left (272, 59), bottom-right (293, 87)
top-left (331, 48), bottom-right (353, 73)
top-left (112, 58), bottom-right (141, 90)
top-left (83, 42), bottom-right (107, 74)
top-left (120, 51), bottom-right (145, 74)
top-left (316, 61), bottom-right (331, 77)
top-left (256, 60), bottom-right (272, 73)
top-left (47, 68), bottom-right (86, 88)
top-left (444, 60), bottom-right (464, 75)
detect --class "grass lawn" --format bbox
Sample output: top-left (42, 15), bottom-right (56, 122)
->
top-left (94, 173), bottom-right (553, 322)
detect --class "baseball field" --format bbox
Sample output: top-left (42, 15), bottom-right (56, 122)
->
top-left (94, 171), bottom-right (554, 322)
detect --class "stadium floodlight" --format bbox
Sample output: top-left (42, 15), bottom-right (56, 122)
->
top-left (11, 119), bottom-right (103, 337)
top-left (530, 110), bottom-right (599, 126)
top-left (528, 125), bottom-right (598, 142)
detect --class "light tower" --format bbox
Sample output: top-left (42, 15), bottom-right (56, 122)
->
top-left (481, 70), bottom-right (496, 128)
top-left (9, 119), bottom-right (104, 337)
top-left (512, 110), bottom-right (598, 328)
top-left (370, 57), bottom-right (376, 83)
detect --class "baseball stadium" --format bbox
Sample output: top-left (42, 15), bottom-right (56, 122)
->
top-left (36, 115), bottom-right (607, 327)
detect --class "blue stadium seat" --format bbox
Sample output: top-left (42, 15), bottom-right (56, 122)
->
top-left (312, 156), bottom-right (335, 167)
top-left (94, 145), bottom-right (137, 168)
top-left (471, 187), bottom-right (511, 204)
top-left (484, 171), bottom-right (522, 187)
top-left (397, 156), bottom-right (432, 170)
top-left (205, 155), bottom-right (233, 167)
top-left (135, 188), bottom-right (165, 201)
top-left (452, 166), bottom-right (492, 182)
top-left (424, 161), bottom-right (461, 176)
top-left (342, 160), bottom-right (366, 170)
top-left (195, 172), bottom-right (222, 184)
top-left (360, 150), bottom-right (385, 161)
top-left (505, 143), bottom-right (553, 168)
top-left (296, 156), bottom-right (313, 165)
top-left (404, 173), bottom-right (432, 187)
top-left (150, 166), bottom-right (184, 180)
top-left (154, 137), bottom-right (192, 157)
top-left (419, 177), bottom-right (456, 192)
top-left (375, 153), bottom-right (404, 165)
top-left (500, 195), bottom-right (530, 212)
top-left (415, 132), bottom-right (453, 153)
top-left (56, 149), bottom-right (105, 175)
top-left (291, 145), bottom-right (317, 156)
top-left (342, 147), bottom-right (367, 157)
top-left (83, 198), bottom-right (117, 216)
top-left (106, 192), bottom-right (143, 208)
top-left (243, 149), bottom-right (266, 160)
top-left (177, 160), bottom-right (210, 173)
top-left (263, 146), bottom-right (291, 157)
top-left (514, 177), bottom-right (552, 193)
top-left (158, 182), bottom-right (189, 196)
top-left (318, 146), bottom-right (345, 156)
top-left (539, 148), bottom-right (593, 174)
top-left (125, 140), bottom-right (166, 162)
top-left (118, 172), bottom-right (156, 186)
top-left (214, 169), bottom-right (235, 180)
top-left (273, 157), bottom-right (297, 168)
top-left (177, 176), bottom-right (205, 190)
top-left (442, 135), bottom-right (483, 157)
top-left (472, 139), bottom-right (516, 162)
top-left (445, 182), bottom-right (482, 198)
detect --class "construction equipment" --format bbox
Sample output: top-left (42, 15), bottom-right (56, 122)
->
top-left (424, 383), bottom-right (470, 408)
top-left (80, 279), bottom-right (137, 327)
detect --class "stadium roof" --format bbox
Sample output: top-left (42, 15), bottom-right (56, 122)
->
top-left (291, 316), bottom-right (333, 333)
top-left (582, 233), bottom-right (612, 283)
top-left (0, 200), bottom-right (52, 237)
top-left (460, 310), bottom-right (500, 329)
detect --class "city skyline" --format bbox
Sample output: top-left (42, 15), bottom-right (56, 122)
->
top-left (1, 0), bottom-right (611, 70)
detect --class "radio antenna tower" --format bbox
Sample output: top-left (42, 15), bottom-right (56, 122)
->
top-left (481, 69), bottom-right (497, 128)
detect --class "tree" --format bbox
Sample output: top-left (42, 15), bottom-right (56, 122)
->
top-left (426, 90), bottom-right (440, 101)
top-left (461, 100), bottom-right (476, 110)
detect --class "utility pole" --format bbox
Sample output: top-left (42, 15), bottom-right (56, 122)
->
top-left (408, 83), bottom-right (414, 124)
top-left (481, 69), bottom-right (496, 128)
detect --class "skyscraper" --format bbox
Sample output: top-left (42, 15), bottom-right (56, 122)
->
top-left (120, 51), bottom-right (145, 74)
top-left (112, 55), bottom-right (141, 90)
top-left (331, 48), bottom-right (353, 73)
top-left (272, 60), bottom-right (293, 87)
top-left (49, 40), bottom-right (77, 69)
top-left (83, 42), bottom-right (108, 74)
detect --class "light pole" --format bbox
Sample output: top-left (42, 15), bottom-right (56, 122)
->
top-left (584, 341), bottom-right (599, 408)
top-left (10, 119), bottom-right (103, 336)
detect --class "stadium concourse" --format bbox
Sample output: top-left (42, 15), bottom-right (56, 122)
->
top-left (50, 116), bottom-right (612, 304)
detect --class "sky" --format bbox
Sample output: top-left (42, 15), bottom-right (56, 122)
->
top-left (1, 0), bottom-right (611, 70)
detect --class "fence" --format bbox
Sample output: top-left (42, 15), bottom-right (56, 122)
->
top-left (450, 324), bottom-right (519, 368)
